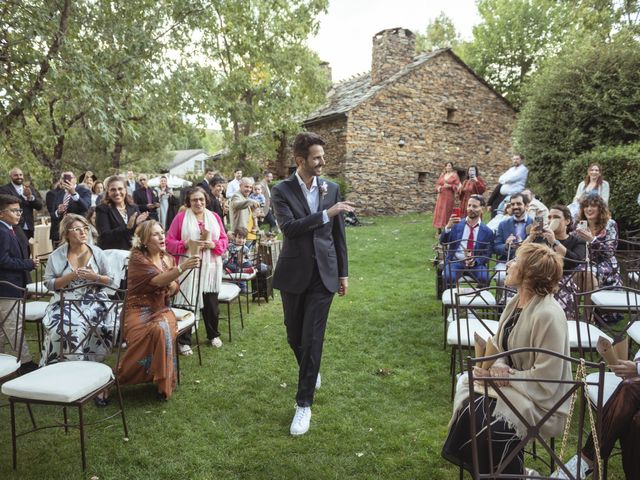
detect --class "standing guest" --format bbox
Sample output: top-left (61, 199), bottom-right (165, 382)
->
top-left (225, 169), bottom-right (243, 199)
top-left (125, 170), bottom-right (140, 197)
top-left (156, 175), bottom-right (178, 230)
top-left (458, 165), bottom-right (486, 217)
top-left (208, 176), bottom-right (226, 220)
top-left (0, 194), bottom-right (39, 374)
top-left (229, 177), bottom-right (260, 244)
top-left (91, 180), bottom-right (104, 207)
top-left (249, 183), bottom-right (267, 226)
top-left (117, 221), bottom-right (200, 401)
top-left (78, 170), bottom-right (96, 191)
top-left (40, 214), bottom-right (117, 369)
top-left (568, 163), bottom-right (610, 218)
top-left (166, 187), bottom-right (228, 354)
top-left (260, 171), bottom-right (278, 232)
top-left (45, 171), bottom-right (91, 248)
top-left (133, 174), bottom-right (160, 221)
top-left (271, 132), bottom-right (352, 436)
top-left (487, 154), bottom-right (529, 217)
top-left (198, 168), bottom-right (217, 206)
top-left (432, 162), bottom-right (460, 231)
top-left (95, 176), bottom-right (148, 250)
top-left (0, 167), bottom-right (43, 239)
top-left (440, 195), bottom-right (494, 287)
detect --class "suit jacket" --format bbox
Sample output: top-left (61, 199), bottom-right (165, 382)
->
top-left (494, 216), bottom-right (533, 261)
top-left (271, 174), bottom-right (348, 294)
top-left (228, 192), bottom-right (255, 233)
top-left (440, 220), bottom-right (494, 265)
top-left (133, 187), bottom-right (159, 220)
top-left (260, 179), bottom-right (272, 214)
top-left (95, 203), bottom-right (140, 250)
top-left (0, 182), bottom-right (43, 233)
top-left (45, 185), bottom-right (91, 242)
top-left (0, 225), bottom-right (36, 297)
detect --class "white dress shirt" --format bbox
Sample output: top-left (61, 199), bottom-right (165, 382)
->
top-left (295, 172), bottom-right (329, 224)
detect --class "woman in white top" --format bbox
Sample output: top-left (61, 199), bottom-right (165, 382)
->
top-left (573, 163), bottom-right (610, 204)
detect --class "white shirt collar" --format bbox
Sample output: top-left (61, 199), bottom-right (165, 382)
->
top-left (295, 171), bottom-right (317, 191)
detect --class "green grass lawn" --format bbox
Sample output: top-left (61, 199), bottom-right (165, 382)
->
top-left (0, 213), bottom-right (621, 479)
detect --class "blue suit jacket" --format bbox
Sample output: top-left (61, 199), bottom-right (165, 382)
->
top-left (440, 221), bottom-right (494, 266)
top-left (0, 226), bottom-right (35, 297)
top-left (45, 185), bottom-right (91, 243)
top-left (494, 216), bottom-right (533, 260)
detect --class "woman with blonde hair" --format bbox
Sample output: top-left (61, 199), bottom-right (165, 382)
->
top-left (443, 243), bottom-right (572, 476)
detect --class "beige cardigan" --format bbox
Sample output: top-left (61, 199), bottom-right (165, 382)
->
top-left (452, 294), bottom-right (572, 439)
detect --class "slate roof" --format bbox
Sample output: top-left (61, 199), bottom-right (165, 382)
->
top-left (304, 48), bottom-right (513, 126)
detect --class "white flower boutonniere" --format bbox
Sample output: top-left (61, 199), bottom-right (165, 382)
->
top-left (320, 181), bottom-right (328, 198)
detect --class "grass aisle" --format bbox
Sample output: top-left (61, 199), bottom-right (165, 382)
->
top-left (0, 213), bottom-right (463, 480)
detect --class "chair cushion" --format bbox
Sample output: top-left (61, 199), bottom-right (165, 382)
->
top-left (219, 283), bottom-right (241, 302)
top-left (25, 301), bottom-right (48, 321)
top-left (566, 321), bottom-right (612, 349)
top-left (0, 353), bottom-right (20, 379)
top-left (172, 308), bottom-right (195, 333)
top-left (442, 288), bottom-right (496, 306)
top-left (585, 372), bottom-right (622, 406)
top-left (26, 281), bottom-right (47, 295)
top-left (1, 361), bottom-right (113, 403)
top-left (628, 320), bottom-right (640, 344)
top-left (446, 310), bottom-right (477, 324)
top-left (447, 319), bottom-right (499, 346)
top-left (223, 272), bottom-right (256, 281)
top-left (591, 290), bottom-right (640, 310)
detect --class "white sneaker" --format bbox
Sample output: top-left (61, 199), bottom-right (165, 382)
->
top-left (524, 467), bottom-right (539, 478)
top-left (550, 454), bottom-right (591, 479)
top-left (315, 373), bottom-right (321, 390)
top-left (178, 344), bottom-right (193, 356)
top-left (210, 337), bottom-right (223, 348)
top-left (289, 406), bottom-right (312, 436)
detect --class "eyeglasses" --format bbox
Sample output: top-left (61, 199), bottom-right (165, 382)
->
top-left (3, 208), bottom-right (23, 214)
top-left (139, 179), bottom-right (147, 182)
top-left (68, 226), bottom-right (89, 233)
top-left (190, 198), bottom-right (206, 203)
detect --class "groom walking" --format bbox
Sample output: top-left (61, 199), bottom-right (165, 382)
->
top-left (271, 132), bottom-right (353, 436)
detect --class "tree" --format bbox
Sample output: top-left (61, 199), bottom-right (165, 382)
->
top-left (416, 12), bottom-right (460, 52)
top-left (514, 32), bottom-right (640, 204)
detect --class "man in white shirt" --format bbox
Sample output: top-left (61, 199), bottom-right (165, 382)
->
top-left (487, 154), bottom-right (529, 217)
top-left (225, 169), bottom-right (243, 198)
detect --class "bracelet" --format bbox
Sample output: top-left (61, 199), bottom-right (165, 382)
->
top-left (177, 265), bottom-right (183, 274)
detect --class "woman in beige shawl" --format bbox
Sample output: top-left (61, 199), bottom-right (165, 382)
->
top-left (443, 243), bottom-right (572, 476)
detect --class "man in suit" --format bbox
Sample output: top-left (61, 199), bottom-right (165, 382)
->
top-left (229, 177), bottom-right (260, 243)
top-left (208, 176), bottom-right (225, 219)
top-left (198, 168), bottom-right (217, 206)
top-left (0, 194), bottom-right (39, 374)
top-left (271, 132), bottom-right (354, 436)
top-left (259, 170), bottom-right (278, 232)
top-left (439, 195), bottom-right (494, 287)
top-left (494, 192), bottom-right (533, 283)
top-left (132, 174), bottom-right (160, 221)
top-left (45, 171), bottom-right (91, 247)
top-left (0, 168), bottom-right (43, 239)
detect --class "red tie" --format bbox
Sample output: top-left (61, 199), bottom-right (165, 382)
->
top-left (466, 223), bottom-right (475, 252)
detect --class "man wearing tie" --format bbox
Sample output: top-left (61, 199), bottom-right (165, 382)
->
top-left (132, 174), bottom-right (160, 221)
top-left (45, 171), bottom-right (91, 247)
top-left (0, 168), bottom-right (43, 239)
top-left (271, 132), bottom-right (354, 436)
top-left (0, 194), bottom-right (39, 374)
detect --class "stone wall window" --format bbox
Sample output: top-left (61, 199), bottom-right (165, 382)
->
top-left (417, 172), bottom-right (427, 184)
top-left (446, 107), bottom-right (458, 124)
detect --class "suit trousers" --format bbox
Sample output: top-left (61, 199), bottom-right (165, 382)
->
top-left (0, 299), bottom-right (32, 363)
top-left (280, 265), bottom-right (335, 408)
top-left (583, 376), bottom-right (640, 480)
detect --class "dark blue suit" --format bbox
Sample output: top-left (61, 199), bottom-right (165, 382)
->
top-left (45, 185), bottom-right (91, 244)
top-left (440, 220), bottom-right (494, 286)
top-left (493, 216), bottom-right (533, 261)
top-left (0, 224), bottom-right (36, 298)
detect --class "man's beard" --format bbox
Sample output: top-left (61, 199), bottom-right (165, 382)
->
top-left (12, 178), bottom-right (23, 185)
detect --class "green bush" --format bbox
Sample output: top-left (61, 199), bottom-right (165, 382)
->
top-left (562, 142), bottom-right (640, 231)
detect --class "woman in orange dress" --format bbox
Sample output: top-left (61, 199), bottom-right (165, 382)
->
top-left (433, 162), bottom-right (461, 230)
top-left (117, 220), bottom-right (199, 400)
top-left (458, 165), bottom-right (486, 217)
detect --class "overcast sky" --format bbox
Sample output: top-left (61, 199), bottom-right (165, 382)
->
top-left (308, 0), bottom-right (481, 82)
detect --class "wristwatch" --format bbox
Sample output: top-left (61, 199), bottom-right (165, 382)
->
top-left (554, 240), bottom-right (561, 249)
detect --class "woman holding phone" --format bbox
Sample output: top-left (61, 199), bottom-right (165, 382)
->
top-left (433, 161), bottom-right (460, 231)
top-left (458, 165), bottom-right (486, 217)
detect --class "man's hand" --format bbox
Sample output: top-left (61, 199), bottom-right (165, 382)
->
top-left (338, 277), bottom-right (348, 296)
top-left (62, 180), bottom-right (76, 195)
top-left (23, 186), bottom-right (32, 199)
top-left (505, 234), bottom-right (517, 246)
top-left (446, 214), bottom-right (460, 230)
top-left (56, 203), bottom-right (68, 215)
top-left (327, 201), bottom-right (355, 218)
top-left (136, 211), bottom-right (149, 225)
top-left (609, 360), bottom-right (639, 379)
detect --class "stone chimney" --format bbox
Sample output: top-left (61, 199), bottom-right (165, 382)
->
top-left (371, 27), bottom-right (415, 85)
top-left (319, 61), bottom-right (332, 84)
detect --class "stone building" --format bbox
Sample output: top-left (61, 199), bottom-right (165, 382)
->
top-left (275, 27), bottom-right (517, 215)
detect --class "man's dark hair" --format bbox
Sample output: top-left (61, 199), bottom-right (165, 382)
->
top-left (204, 167), bottom-right (215, 175)
top-left (263, 170), bottom-right (271, 176)
top-left (511, 191), bottom-right (530, 205)
top-left (468, 194), bottom-right (486, 207)
top-left (234, 226), bottom-right (249, 238)
top-left (210, 175), bottom-right (225, 187)
top-left (293, 132), bottom-right (325, 159)
top-left (0, 193), bottom-right (20, 211)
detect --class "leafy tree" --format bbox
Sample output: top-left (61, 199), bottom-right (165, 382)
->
top-left (416, 12), bottom-right (460, 52)
top-left (515, 32), bottom-right (640, 204)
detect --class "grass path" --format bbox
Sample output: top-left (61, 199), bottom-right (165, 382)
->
top-left (0, 213), bottom-right (478, 479)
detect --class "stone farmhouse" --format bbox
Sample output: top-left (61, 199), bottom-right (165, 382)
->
top-left (275, 27), bottom-right (517, 215)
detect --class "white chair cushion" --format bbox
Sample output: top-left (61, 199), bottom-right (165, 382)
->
top-left (219, 283), bottom-right (241, 302)
top-left (447, 319), bottom-right (499, 346)
top-left (25, 301), bottom-right (48, 321)
top-left (446, 310), bottom-right (478, 324)
top-left (441, 288), bottom-right (496, 306)
top-left (172, 308), bottom-right (195, 333)
top-left (591, 290), bottom-right (640, 310)
top-left (628, 320), bottom-right (640, 344)
top-left (566, 321), bottom-right (612, 349)
top-left (223, 272), bottom-right (256, 281)
top-left (1, 361), bottom-right (113, 402)
top-left (585, 372), bottom-right (622, 406)
top-left (26, 281), bottom-right (47, 295)
top-left (0, 353), bottom-right (20, 378)
top-left (102, 249), bottom-right (131, 288)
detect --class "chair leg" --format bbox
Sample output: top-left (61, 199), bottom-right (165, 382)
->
top-left (78, 404), bottom-right (86, 471)
top-left (10, 399), bottom-right (17, 469)
top-left (63, 406), bottom-right (69, 433)
top-left (227, 303), bottom-right (232, 342)
top-left (115, 382), bottom-right (129, 439)
top-left (238, 296), bottom-right (244, 329)
top-left (176, 345), bottom-right (181, 385)
top-left (193, 320), bottom-right (202, 367)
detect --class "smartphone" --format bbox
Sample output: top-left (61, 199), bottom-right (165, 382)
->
top-left (452, 207), bottom-right (461, 217)
top-left (535, 215), bottom-right (544, 231)
top-left (578, 220), bottom-right (588, 230)
top-left (63, 174), bottom-right (72, 182)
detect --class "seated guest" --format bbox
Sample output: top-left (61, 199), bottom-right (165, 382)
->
top-left (40, 214), bottom-right (118, 366)
top-left (493, 192), bottom-right (533, 283)
top-left (522, 188), bottom-right (549, 223)
top-left (458, 165), bottom-right (486, 217)
top-left (443, 243), bottom-right (572, 477)
top-left (439, 195), bottom-right (494, 287)
top-left (0, 194), bottom-right (39, 374)
top-left (133, 174), bottom-right (160, 221)
top-left (95, 176), bottom-right (148, 250)
top-left (117, 221), bottom-right (199, 400)
top-left (485, 197), bottom-right (512, 232)
top-left (224, 227), bottom-right (269, 293)
top-left (574, 163), bottom-right (610, 204)
top-left (552, 346), bottom-right (640, 479)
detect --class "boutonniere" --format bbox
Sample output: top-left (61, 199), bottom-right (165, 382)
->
top-left (320, 181), bottom-right (328, 198)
